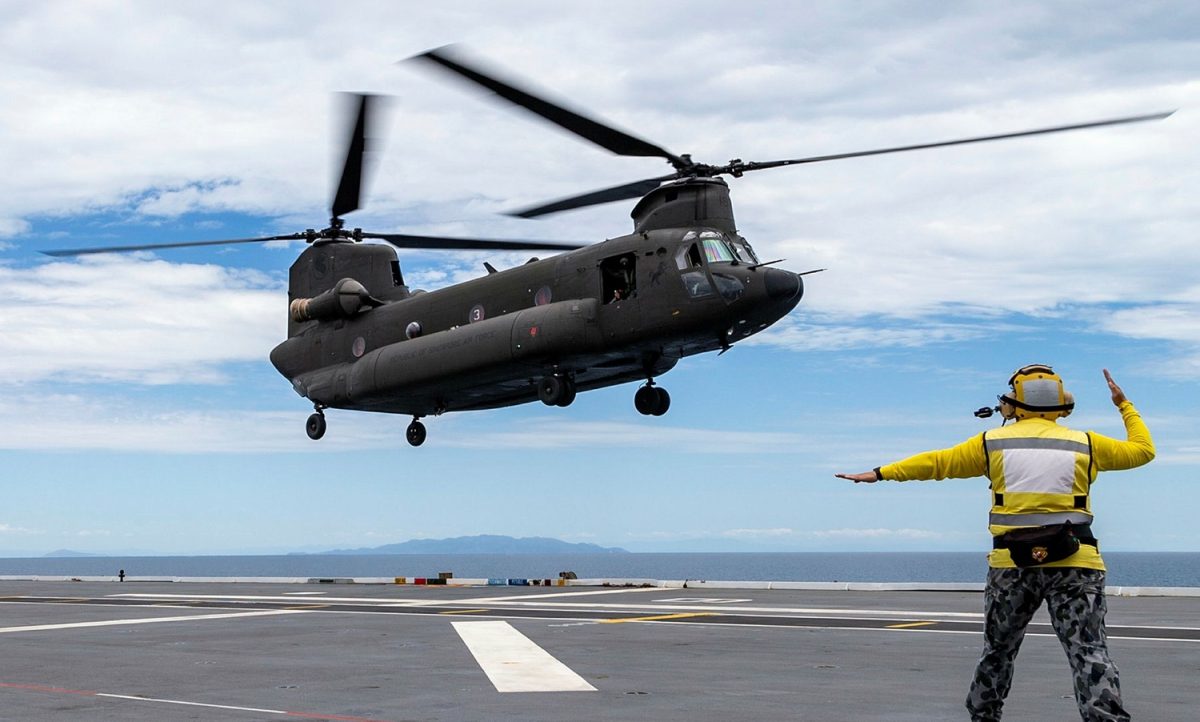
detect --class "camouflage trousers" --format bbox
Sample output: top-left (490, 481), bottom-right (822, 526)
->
top-left (965, 567), bottom-right (1129, 722)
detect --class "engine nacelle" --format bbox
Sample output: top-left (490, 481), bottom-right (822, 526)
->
top-left (289, 278), bottom-right (380, 323)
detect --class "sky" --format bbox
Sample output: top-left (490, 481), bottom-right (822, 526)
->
top-left (0, 1), bottom-right (1197, 556)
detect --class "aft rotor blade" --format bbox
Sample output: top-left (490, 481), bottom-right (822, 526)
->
top-left (330, 93), bottom-right (380, 220)
top-left (363, 232), bottom-right (586, 251)
top-left (736, 111), bottom-right (1176, 173)
top-left (508, 175), bottom-right (674, 219)
top-left (413, 46), bottom-right (685, 166)
top-left (41, 233), bottom-right (306, 257)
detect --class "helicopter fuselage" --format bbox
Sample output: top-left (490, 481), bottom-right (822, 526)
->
top-left (269, 223), bottom-right (803, 418)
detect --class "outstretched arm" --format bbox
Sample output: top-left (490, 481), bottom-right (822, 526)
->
top-left (836, 433), bottom-right (988, 484)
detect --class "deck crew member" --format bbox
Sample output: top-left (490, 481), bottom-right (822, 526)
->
top-left (836, 366), bottom-right (1155, 722)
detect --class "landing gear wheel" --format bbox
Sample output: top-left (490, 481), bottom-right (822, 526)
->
top-left (635, 385), bottom-right (671, 416)
top-left (306, 412), bottom-right (327, 440)
top-left (555, 379), bottom-right (577, 407)
top-left (538, 375), bottom-right (576, 407)
top-left (650, 387), bottom-right (670, 416)
top-left (634, 386), bottom-right (655, 415)
top-left (634, 385), bottom-right (655, 415)
top-left (406, 419), bottom-right (427, 447)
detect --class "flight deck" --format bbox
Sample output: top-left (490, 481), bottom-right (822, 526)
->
top-left (0, 579), bottom-right (1195, 721)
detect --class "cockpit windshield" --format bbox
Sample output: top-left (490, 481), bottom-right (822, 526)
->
top-left (700, 233), bottom-right (735, 264)
top-left (685, 230), bottom-right (758, 265)
top-left (727, 238), bottom-right (758, 264)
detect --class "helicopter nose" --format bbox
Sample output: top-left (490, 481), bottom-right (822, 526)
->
top-left (763, 268), bottom-right (802, 301)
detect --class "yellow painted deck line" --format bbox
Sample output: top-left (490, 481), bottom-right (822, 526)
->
top-left (600, 612), bottom-right (717, 624)
top-left (887, 621), bottom-right (937, 629)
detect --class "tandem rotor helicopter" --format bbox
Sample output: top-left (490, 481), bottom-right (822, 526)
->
top-left (47, 47), bottom-right (1172, 446)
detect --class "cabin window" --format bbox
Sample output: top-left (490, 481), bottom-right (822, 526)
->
top-left (600, 253), bottom-right (636, 304)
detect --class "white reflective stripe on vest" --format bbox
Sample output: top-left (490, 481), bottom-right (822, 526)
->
top-left (986, 437), bottom-right (1090, 454)
top-left (989, 510), bottom-right (1093, 526)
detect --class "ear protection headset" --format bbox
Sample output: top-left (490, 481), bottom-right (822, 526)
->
top-left (997, 363), bottom-right (1074, 420)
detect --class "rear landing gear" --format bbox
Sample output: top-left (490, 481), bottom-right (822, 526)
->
top-left (306, 410), bottom-right (327, 440)
top-left (538, 374), bottom-right (577, 407)
top-left (406, 418), bottom-right (427, 447)
top-left (305, 409), bottom-right (426, 447)
top-left (634, 383), bottom-right (670, 416)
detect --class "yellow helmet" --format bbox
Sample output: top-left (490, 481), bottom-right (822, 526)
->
top-left (998, 364), bottom-right (1075, 420)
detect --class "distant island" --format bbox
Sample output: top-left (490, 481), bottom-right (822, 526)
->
top-left (314, 534), bottom-right (629, 555)
top-left (43, 549), bottom-right (101, 558)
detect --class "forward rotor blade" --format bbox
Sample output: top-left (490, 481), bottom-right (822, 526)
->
top-left (363, 232), bottom-right (586, 252)
top-left (413, 46), bottom-right (684, 166)
top-left (507, 175), bottom-right (675, 218)
top-left (735, 111), bottom-right (1176, 173)
top-left (330, 93), bottom-right (380, 220)
top-left (41, 233), bottom-right (306, 257)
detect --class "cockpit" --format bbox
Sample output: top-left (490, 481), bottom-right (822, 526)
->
top-left (676, 230), bottom-right (758, 301)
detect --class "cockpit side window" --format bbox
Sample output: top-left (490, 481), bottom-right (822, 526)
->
top-left (674, 243), bottom-right (712, 298)
top-left (676, 243), bottom-right (704, 271)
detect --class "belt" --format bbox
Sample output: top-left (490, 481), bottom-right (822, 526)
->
top-left (992, 523), bottom-right (1098, 550)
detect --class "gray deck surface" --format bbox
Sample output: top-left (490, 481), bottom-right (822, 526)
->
top-left (0, 580), bottom-right (1195, 721)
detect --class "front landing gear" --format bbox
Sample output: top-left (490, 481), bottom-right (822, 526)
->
top-left (406, 418), bottom-right (427, 447)
top-left (306, 410), bottom-right (327, 440)
top-left (634, 383), bottom-right (670, 416)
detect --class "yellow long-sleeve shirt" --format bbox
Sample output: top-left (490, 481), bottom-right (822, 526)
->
top-left (878, 401), bottom-right (1155, 569)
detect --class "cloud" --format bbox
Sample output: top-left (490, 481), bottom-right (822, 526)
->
top-left (807, 528), bottom-right (945, 540)
top-left (0, 218), bottom-right (30, 238)
top-left (0, 256), bottom-right (281, 385)
top-left (3, 4), bottom-right (1194, 320)
top-left (719, 527), bottom-right (950, 541)
top-left (0, 391), bottom-right (823, 453)
top-left (438, 419), bottom-right (810, 453)
top-left (1102, 304), bottom-right (1200, 343)
top-left (720, 528), bottom-right (797, 539)
top-left (744, 315), bottom-right (998, 352)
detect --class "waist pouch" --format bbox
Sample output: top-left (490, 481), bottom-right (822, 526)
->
top-left (993, 522), bottom-right (1095, 567)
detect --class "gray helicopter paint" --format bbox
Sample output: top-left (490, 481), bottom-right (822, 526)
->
top-left (270, 181), bottom-right (804, 418)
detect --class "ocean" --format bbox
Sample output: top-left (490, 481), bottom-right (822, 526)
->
top-left (1, 552), bottom-right (1198, 587)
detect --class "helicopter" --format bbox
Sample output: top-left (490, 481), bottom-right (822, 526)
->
top-left (46, 47), bottom-right (1172, 447)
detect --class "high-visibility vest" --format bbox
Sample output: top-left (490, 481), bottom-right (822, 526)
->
top-left (983, 421), bottom-right (1094, 536)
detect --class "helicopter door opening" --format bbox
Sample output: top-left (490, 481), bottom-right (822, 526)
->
top-left (600, 252), bottom-right (637, 304)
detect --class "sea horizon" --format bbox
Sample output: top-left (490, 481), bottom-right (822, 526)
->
top-left (1, 551), bottom-right (1198, 588)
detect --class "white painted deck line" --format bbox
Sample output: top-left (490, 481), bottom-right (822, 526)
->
top-left (0, 609), bottom-right (307, 634)
top-left (452, 620), bottom-right (596, 693)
